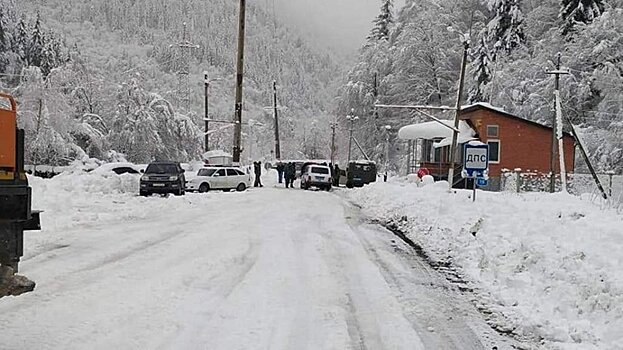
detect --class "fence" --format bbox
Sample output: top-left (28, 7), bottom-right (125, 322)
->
top-left (501, 170), bottom-right (623, 204)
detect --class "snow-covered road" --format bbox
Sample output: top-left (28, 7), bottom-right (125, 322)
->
top-left (1, 186), bottom-right (514, 349)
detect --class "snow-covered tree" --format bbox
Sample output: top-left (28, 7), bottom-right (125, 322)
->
top-left (27, 13), bottom-right (44, 67)
top-left (487, 0), bottom-right (526, 56)
top-left (469, 36), bottom-right (493, 103)
top-left (367, 0), bottom-right (394, 42)
top-left (560, 0), bottom-right (605, 35)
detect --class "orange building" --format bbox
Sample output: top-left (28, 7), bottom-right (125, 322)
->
top-left (399, 103), bottom-right (576, 190)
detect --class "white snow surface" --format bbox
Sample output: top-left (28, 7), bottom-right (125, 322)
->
top-left (344, 180), bottom-right (623, 350)
top-left (398, 120), bottom-right (476, 148)
top-left (0, 171), bottom-right (518, 349)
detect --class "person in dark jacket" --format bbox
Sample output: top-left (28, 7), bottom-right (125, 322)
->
top-left (254, 161), bottom-right (263, 187)
top-left (284, 162), bottom-right (295, 188)
top-left (276, 162), bottom-right (285, 183)
top-left (333, 164), bottom-right (340, 187)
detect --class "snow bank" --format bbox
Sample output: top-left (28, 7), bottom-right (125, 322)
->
top-left (343, 182), bottom-right (623, 350)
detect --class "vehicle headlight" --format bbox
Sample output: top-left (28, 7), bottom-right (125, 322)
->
top-left (169, 176), bottom-right (178, 181)
top-left (141, 175), bottom-right (150, 181)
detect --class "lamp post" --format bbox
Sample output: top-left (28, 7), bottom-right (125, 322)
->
top-left (384, 125), bottom-right (391, 182)
top-left (346, 109), bottom-right (359, 164)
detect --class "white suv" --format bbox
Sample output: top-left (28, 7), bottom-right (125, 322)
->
top-left (187, 166), bottom-right (252, 192)
top-left (300, 163), bottom-right (332, 191)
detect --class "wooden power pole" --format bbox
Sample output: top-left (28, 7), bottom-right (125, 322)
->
top-left (546, 53), bottom-right (569, 192)
top-left (273, 80), bottom-right (281, 160)
top-left (232, 0), bottom-right (246, 163)
top-left (446, 40), bottom-right (470, 190)
top-left (204, 72), bottom-right (209, 152)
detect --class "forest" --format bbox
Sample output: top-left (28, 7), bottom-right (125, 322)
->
top-left (0, 0), bottom-right (341, 165)
top-left (1, 0), bottom-right (622, 174)
top-left (337, 0), bottom-right (623, 173)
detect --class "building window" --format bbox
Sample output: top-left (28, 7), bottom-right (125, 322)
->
top-left (487, 125), bottom-right (499, 138)
top-left (488, 140), bottom-right (500, 163)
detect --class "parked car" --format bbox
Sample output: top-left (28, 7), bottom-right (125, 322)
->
top-left (139, 162), bottom-right (186, 196)
top-left (300, 163), bottom-right (332, 190)
top-left (186, 166), bottom-right (251, 193)
top-left (346, 161), bottom-right (377, 188)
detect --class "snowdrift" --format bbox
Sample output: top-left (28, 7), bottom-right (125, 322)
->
top-left (344, 181), bottom-right (623, 350)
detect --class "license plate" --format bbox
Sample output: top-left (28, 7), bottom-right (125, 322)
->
top-left (315, 176), bottom-right (325, 181)
top-left (153, 183), bottom-right (165, 187)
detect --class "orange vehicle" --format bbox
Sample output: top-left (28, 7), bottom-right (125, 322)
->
top-left (0, 92), bottom-right (40, 297)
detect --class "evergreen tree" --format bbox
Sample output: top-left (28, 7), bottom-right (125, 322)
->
top-left (487, 0), bottom-right (526, 56)
top-left (0, 9), bottom-right (7, 51)
top-left (469, 36), bottom-right (493, 103)
top-left (14, 15), bottom-right (29, 62)
top-left (28, 13), bottom-right (45, 67)
top-left (39, 37), bottom-right (57, 76)
top-left (367, 0), bottom-right (394, 42)
top-left (560, 0), bottom-right (605, 35)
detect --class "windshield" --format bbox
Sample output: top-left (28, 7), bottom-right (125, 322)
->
top-left (198, 168), bottom-right (217, 176)
top-left (145, 164), bottom-right (177, 174)
top-left (311, 167), bottom-right (329, 174)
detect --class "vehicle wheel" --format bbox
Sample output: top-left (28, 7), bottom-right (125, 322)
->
top-left (199, 183), bottom-right (210, 193)
top-left (174, 188), bottom-right (184, 196)
top-left (236, 183), bottom-right (246, 192)
top-left (326, 185), bottom-right (332, 191)
top-left (140, 191), bottom-right (149, 197)
top-left (346, 181), bottom-right (354, 189)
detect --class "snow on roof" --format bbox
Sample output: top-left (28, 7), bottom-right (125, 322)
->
top-left (398, 119), bottom-right (477, 146)
top-left (461, 102), bottom-right (508, 114)
top-left (202, 150), bottom-right (232, 159)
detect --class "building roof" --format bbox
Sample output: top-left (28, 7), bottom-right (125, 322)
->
top-left (398, 120), bottom-right (477, 147)
top-left (461, 103), bottom-right (574, 138)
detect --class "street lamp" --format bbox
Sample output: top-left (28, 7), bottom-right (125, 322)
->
top-left (346, 108), bottom-right (359, 164)
top-left (383, 125), bottom-right (391, 182)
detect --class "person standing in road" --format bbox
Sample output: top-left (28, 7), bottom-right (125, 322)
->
top-left (333, 164), bottom-right (340, 187)
top-left (254, 161), bottom-right (263, 187)
top-left (285, 162), bottom-right (295, 188)
top-left (277, 162), bottom-right (285, 184)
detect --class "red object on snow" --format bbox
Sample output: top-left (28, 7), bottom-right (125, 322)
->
top-left (417, 168), bottom-right (430, 178)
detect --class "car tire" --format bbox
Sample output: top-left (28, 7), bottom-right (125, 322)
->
top-left (199, 183), bottom-right (210, 193)
top-left (174, 188), bottom-right (184, 196)
top-left (236, 183), bottom-right (246, 192)
top-left (346, 181), bottom-right (354, 189)
top-left (140, 191), bottom-right (149, 197)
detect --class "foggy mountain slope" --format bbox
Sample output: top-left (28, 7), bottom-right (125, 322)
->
top-left (9, 0), bottom-right (346, 162)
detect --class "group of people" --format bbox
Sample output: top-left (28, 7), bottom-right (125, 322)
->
top-left (276, 162), bottom-right (297, 188)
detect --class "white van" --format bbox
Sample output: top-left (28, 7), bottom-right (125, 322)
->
top-left (300, 163), bottom-right (332, 191)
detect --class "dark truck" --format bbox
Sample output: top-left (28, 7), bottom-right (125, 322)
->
top-left (140, 162), bottom-right (186, 196)
top-left (346, 161), bottom-right (377, 188)
top-left (1, 92), bottom-right (40, 297)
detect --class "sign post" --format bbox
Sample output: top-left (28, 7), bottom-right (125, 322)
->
top-left (462, 143), bottom-right (489, 202)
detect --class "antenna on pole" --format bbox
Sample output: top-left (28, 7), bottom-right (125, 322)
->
top-left (177, 22), bottom-right (199, 111)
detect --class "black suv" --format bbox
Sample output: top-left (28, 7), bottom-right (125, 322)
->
top-left (140, 162), bottom-right (186, 196)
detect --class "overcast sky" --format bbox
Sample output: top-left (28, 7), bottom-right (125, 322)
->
top-left (264, 0), bottom-right (405, 56)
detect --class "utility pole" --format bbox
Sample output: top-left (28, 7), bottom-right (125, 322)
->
top-left (204, 72), bottom-right (209, 152)
top-left (330, 121), bottom-right (337, 165)
top-left (447, 40), bottom-right (470, 190)
top-left (546, 53), bottom-right (569, 193)
top-left (232, 0), bottom-right (246, 163)
top-left (346, 109), bottom-right (358, 163)
top-left (384, 125), bottom-right (391, 182)
top-left (272, 80), bottom-right (281, 160)
top-left (177, 22), bottom-right (199, 111)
